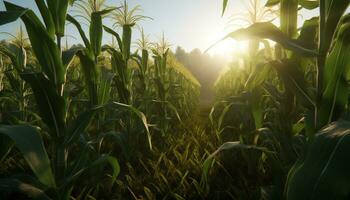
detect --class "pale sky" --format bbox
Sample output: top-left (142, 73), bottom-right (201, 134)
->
top-left (0, 0), bottom-right (344, 58)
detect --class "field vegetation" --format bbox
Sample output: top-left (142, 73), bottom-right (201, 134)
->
top-left (0, 0), bottom-right (350, 199)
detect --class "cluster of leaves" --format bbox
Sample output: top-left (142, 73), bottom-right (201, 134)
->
top-left (205, 0), bottom-right (350, 199)
top-left (0, 0), bottom-right (200, 199)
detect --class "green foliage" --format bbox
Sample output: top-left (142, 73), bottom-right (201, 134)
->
top-left (209, 0), bottom-right (350, 199)
top-left (0, 125), bottom-right (56, 188)
top-left (1, 0), bottom-right (349, 199)
top-left (286, 120), bottom-right (350, 200)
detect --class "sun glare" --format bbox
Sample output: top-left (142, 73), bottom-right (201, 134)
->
top-left (208, 39), bottom-right (248, 59)
top-left (206, 25), bottom-right (249, 60)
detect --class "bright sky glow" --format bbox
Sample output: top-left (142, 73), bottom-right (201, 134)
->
top-left (0, 0), bottom-right (346, 60)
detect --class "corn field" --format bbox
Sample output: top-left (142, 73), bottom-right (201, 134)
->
top-left (0, 0), bottom-right (349, 199)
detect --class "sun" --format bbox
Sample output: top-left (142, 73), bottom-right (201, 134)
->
top-left (204, 17), bottom-right (249, 60)
top-left (207, 38), bottom-right (249, 60)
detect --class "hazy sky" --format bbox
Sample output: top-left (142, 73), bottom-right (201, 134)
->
top-left (0, 0), bottom-right (344, 56)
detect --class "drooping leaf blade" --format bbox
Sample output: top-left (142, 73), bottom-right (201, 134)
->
top-left (207, 22), bottom-right (318, 57)
top-left (4, 1), bottom-right (64, 85)
top-left (0, 125), bottom-right (56, 188)
top-left (110, 102), bottom-right (152, 150)
top-left (0, 10), bottom-right (28, 26)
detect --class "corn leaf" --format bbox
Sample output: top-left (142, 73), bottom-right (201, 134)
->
top-left (62, 46), bottom-right (82, 68)
top-left (0, 43), bottom-right (26, 71)
top-left (0, 178), bottom-right (52, 200)
top-left (265, 0), bottom-right (319, 9)
top-left (103, 25), bottom-right (123, 52)
top-left (66, 14), bottom-right (92, 52)
top-left (21, 72), bottom-right (66, 138)
top-left (0, 10), bottom-right (27, 25)
top-left (209, 22), bottom-right (318, 57)
top-left (201, 141), bottom-right (272, 190)
top-left (319, 0), bottom-right (349, 54)
top-left (222, 0), bottom-right (229, 16)
top-left (317, 22), bottom-right (350, 129)
top-left (0, 125), bottom-right (56, 188)
top-left (272, 60), bottom-right (316, 109)
top-left (87, 155), bottom-right (120, 184)
top-left (76, 50), bottom-right (99, 106)
top-left (4, 1), bottom-right (64, 85)
top-left (0, 134), bottom-right (13, 163)
top-left (286, 120), bottom-right (350, 200)
top-left (299, 0), bottom-right (319, 9)
top-left (99, 131), bottom-right (130, 160)
top-left (34, 0), bottom-right (55, 37)
top-left (47, 0), bottom-right (70, 36)
top-left (296, 17), bottom-right (319, 50)
top-left (110, 102), bottom-right (152, 150)
top-left (280, 0), bottom-right (298, 38)
top-left (64, 106), bottom-right (101, 145)
top-left (265, 0), bottom-right (280, 7)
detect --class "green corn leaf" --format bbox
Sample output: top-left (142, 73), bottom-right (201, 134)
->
top-left (244, 62), bottom-right (272, 90)
top-left (222, 0), bottom-right (229, 16)
top-left (265, 0), bottom-right (319, 10)
top-left (265, 0), bottom-right (280, 7)
top-left (0, 43), bottom-right (26, 71)
top-left (296, 17), bottom-right (319, 50)
top-left (299, 0), bottom-right (319, 9)
top-left (103, 46), bottom-right (130, 103)
top-left (110, 102), bottom-right (152, 150)
top-left (272, 60), bottom-right (316, 109)
top-left (319, 0), bottom-right (349, 54)
top-left (318, 22), bottom-right (350, 129)
top-left (95, 7), bottom-right (116, 16)
top-left (0, 134), bottom-right (14, 163)
top-left (201, 141), bottom-right (272, 190)
top-left (4, 1), bottom-right (64, 85)
top-left (0, 10), bottom-right (28, 26)
top-left (21, 72), bottom-right (66, 138)
top-left (67, 14), bottom-right (92, 52)
top-left (208, 22), bottom-right (318, 57)
top-left (64, 147), bottom-right (120, 185)
top-left (47, 0), bottom-right (70, 36)
top-left (64, 106), bottom-right (101, 145)
top-left (286, 120), bottom-right (350, 200)
top-left (98, 70), bottom-right (113, 105)
top-left (103, 26), bottom-right (123, 51)
top-left (99, 131), bottom-right (130, 160)
top-left (250, 89), bottom-right (264, 129)
top-left (0, 125), bottom-right (56, 188)
top-left (280, 0), bottom-right (298, 38)
top-left (217, 102), bottom-right (234, 130)
top-left (5, 72), bottom-right (21, 93)
top-left (62, 46), bottom-right (82, 68)
top-left (209, 101), bottom-right (226, 127)
top-left (76, 50), bottom-right (99, 106)
top-left (0, 178), bottom-right (52, 200)
top-left (34, 0), bottom-right (55, 38)
top-left (88, 155), bottom-right (120, 184)
top-left (153, 100), bottom-right (182, 123)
